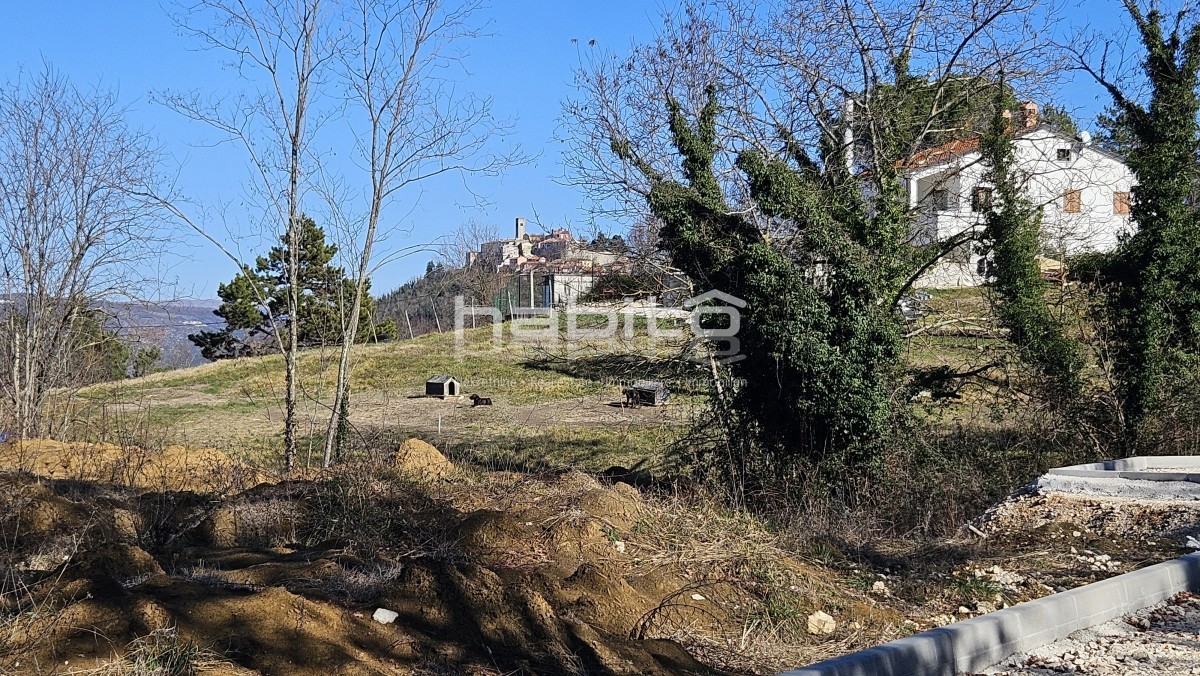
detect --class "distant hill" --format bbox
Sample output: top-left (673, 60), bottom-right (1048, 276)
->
top-left (100, 299), bottom-right (224, 368)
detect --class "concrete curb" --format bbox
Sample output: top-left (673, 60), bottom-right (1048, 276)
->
top-left (1046, 455), bottom-right (1200, 482)
top-left (779, 552), bottom-right (1200, 676)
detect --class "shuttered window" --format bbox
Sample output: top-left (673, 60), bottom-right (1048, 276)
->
top-left (1114, 191), bottom-right (1131, 215)
top-left (1064, 189), bottom-right (1082, 214)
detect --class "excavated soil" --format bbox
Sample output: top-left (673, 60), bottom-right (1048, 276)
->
top-left (9, 442), bottom-right (1198, 675)
top-left (0, 439), bottom-right (900, 675)
top-left (0, 440), bottom-right (267, 493)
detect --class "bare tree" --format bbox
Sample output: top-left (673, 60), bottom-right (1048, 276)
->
top-left (433, 219), bottom-right (501, 304)
top-left (164, 0), bottom-right (338, 470)
top-left (0, 67), bottom-right (164, 438)
top-left (320, 0), bottom-right (521, 465)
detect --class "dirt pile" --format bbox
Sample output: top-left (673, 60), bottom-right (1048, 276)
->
top-left (389, 438), bottom-right (455, 480)
top-left (0, 439), bottom-right (266, 493)
top-left (0, 439), bottom-right (901, 675)
top-left (21, 439), bottom-right (1190, 674)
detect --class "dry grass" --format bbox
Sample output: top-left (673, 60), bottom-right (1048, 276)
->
top-left (70, 628), bottom-right (237, 675)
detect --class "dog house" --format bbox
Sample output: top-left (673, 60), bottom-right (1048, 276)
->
top-left (425, 375), bottom-right (461, 399)
top-left (627, 380), bottom-right (670, 407)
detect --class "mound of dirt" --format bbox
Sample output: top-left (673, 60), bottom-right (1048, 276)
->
top-left (2, 448), bottom-right (909, 675)
top-left (389, 438), bottom-right (454, 480)
top-left (0, 439), bottom-right (265, 493)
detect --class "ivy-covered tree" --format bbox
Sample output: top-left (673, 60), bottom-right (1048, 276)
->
top-left (978, 97), bottom-right (1084, 399)
top-left (190, 216), bottom-right (396, 360)
top-left (570, 0), bottom-right (1070, 500)
top-left (1080, 2), bottom-right (1200, 450)
top-left (614, 86), bottom-right (910, 495)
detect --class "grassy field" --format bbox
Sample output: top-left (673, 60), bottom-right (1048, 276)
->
top-left (72, 320), bottom-right (709, 472)
top-left (70, 287), bottom-right (1082, 476)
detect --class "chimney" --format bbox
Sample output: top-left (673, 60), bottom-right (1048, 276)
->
top-left (1019, 101), bottom-right (1039, 129)
top-left (515, 217), bottom-right (526, 240)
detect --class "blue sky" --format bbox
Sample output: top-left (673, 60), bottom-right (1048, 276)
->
top-left (0, 1), bottom-right (670, 298)
top-left (0, 1), bottom-right (1128, 299)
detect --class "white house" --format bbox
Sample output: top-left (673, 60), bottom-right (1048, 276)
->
top-left (903, 103), bottom-right (1136, 287)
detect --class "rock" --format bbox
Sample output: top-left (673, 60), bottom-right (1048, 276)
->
top-left (390, 439), bottom-right (454, 480)
top-left (871, 580), bottom-right (889, 595)
top-left (932, 614), bottom-right (955, 627)
top-left (807, 610), bottom-right (836, 635)
top-left (690, 593), bottom-right (706, 601)
top-left (372, 607), bottom-right (399, 624)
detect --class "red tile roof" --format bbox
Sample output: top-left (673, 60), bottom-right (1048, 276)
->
top-left (902, 137), bottom-right (981, 169)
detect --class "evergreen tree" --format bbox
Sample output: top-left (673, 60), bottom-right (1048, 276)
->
top-left (1039, 103), bottom-right (1079, 136)
top-left (1090, 2), bottom-right (1200, 449)
top-left (615, 86), bottom-right (908, 496)
top-left (856, 70), bottom-right (1018, 160)
top-left (979, 96), bottom-right (1084, 398)
top-left (190, 216), bottom-right (396, 360)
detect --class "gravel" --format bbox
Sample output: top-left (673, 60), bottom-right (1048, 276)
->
top-left (982, 592), bottom-right (1200, 675)
top-left (1036, 474), bottom-right (1200, 501)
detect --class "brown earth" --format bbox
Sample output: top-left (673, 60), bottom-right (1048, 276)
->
top-left (0, 439), bottom-right (903, 675)
top-left (6, 439), bottom-right (1197, 675)
top-left (0, 440), bottom-right (267, 493)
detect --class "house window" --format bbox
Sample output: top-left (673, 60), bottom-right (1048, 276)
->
top-left (1114, 191), bottom-right (1131, 215)
top-left (929, 188), bottom-right (950, 211)
top-left (1064, 189), bottom-right (1082, 214)
top-left (1056, 148), bottom-right (1072, 161)
top-left (971, 187), bottom-right (993, 212)
top-left (947, 242), bottom-right (971, 264)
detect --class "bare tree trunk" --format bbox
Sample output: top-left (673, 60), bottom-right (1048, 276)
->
top-left (0, 67), bottom-right (163, 440)
top-left (168, 0), bottom-right (329, 471)
top-left (320, 0), bottom-right (521, 466)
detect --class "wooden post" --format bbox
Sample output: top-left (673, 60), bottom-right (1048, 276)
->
top-left (403, 308), bottom-right (414, 339)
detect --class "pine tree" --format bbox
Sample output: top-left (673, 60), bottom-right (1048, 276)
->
top-left (190, 216), bottom-right (396, 360)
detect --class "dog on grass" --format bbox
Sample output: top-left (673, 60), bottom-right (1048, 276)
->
top-left (468, 393), bottom-right (492, 407)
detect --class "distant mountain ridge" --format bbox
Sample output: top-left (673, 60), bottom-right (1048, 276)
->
top-left (100, 299), bottom-right (224, 368)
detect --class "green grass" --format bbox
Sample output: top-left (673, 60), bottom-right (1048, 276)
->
top-left (69, 323), bottom-right (703, 472)
top-left (66, 288), bottom-right (1101, 480)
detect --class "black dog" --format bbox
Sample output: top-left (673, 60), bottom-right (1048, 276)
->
top-left (468, 393), bottom-right (492, 407)
top-left (622, 387), bottom-right (639, 408)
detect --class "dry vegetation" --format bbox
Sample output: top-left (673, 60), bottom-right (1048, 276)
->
top-left (3, 435), bottom-right (1194, 675)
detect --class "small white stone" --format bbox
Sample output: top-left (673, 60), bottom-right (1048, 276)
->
top-left (807, 610), bottom-right (837, 635)
top-left (372, 608), bottom-right (399, 624)
top-left (691, 593), bottom-right (706, 601)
